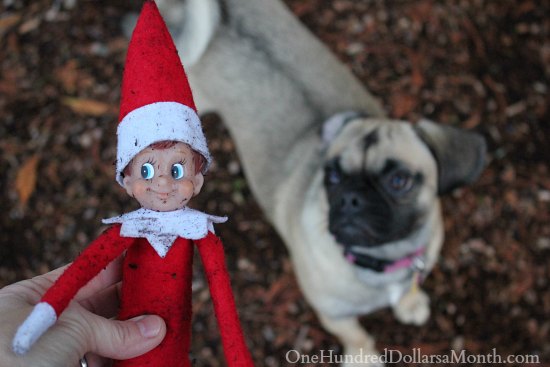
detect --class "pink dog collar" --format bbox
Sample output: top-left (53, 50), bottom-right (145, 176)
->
top-left (343, 246), bottom-right (426, 274)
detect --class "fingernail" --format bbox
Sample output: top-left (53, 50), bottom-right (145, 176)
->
top-left (131, 315), bottom-right (162, 338)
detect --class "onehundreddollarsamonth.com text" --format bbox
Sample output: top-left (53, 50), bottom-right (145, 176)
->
top-left (285, 348), bottom-right (541, 365)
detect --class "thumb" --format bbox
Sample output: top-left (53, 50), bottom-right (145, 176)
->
top-left (86, 314), bottom-right (166, 360)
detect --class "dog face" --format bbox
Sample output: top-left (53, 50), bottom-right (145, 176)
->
top-left (323, 117), bottom-right (486, 248)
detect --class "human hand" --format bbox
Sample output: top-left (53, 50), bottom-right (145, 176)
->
top-left (0, 257), bottom-right (166, 367)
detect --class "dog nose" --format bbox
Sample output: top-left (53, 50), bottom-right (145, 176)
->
top-left (339, 192), bottom-right (365, 213)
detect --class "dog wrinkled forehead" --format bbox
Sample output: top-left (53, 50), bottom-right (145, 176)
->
top-left (325, 118), bottom-right (437, 177)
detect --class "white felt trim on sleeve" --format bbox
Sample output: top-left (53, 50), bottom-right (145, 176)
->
top-left (13, 302), bottom-right (57, 355)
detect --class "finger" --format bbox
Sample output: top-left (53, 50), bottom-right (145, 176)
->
top-left (1, 264), bottom-right (72, 304)
top-left (78, 282), bottom-right (122, 319)
top-left (75, 256), bottom-right (124, 301)
top-left (3, 255), bottom-right (122, 306)
top-left (84, 312), bottom-right (166, 360)
top-left (35, 263), bottom-right (71, 284)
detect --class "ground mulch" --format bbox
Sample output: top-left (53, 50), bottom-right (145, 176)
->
top-left (0, 0), bottom-right (548, 366)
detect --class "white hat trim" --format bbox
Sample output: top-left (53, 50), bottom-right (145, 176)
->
top-left (116, 101), bottom-right (211, 186)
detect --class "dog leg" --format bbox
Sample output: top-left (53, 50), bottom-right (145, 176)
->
top-left (392, 288), bottom-right (430, 326)
top-left (318, 314), bottom-right (383, 367)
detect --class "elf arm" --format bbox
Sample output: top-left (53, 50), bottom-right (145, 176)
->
top-left (196, 232), bottom-right (254, 367)
top-left (12, 224), bottom-right (135, 355)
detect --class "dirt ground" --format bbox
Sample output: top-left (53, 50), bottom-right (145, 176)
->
top-left (0, 0), bottom-right (548, 366)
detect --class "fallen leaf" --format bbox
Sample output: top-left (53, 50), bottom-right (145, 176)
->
top-left (55, 60), bottom-right (79, 93)
top-left (15, 155), bottom-right (39, 206)
top-left (62, 97), bottom-right (116, 116)
top-left (407, 50), bottom-right (425, 89)
top-left (391, 92), bottom-right (417, 118)
top-left (0, 80), bottom-right (18, 96)
top-left (510, 270), bottom-right (534, 302)
top-left (463, 111), bottom-right (482, 129)
top-left (18, 17), bottom-right (41, 34)
top-left (107, 37), bottom-right (129, 54)
top-left (0, 14), bottom-right (22, 37)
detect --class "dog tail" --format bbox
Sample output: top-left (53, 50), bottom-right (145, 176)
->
top-left (171, 0), bottom-right (221, 67)
top-left (122, 0), bottom-right (221, 67)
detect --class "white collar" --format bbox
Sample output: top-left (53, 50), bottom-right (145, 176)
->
top-left (102, 207), bottom-right (227, 258)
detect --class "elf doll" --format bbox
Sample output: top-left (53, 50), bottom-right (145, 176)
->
top-left (12, 1), bottom-right (254, 366)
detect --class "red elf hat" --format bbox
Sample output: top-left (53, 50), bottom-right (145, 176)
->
top-left (115, 0), bottom-right (211, 186)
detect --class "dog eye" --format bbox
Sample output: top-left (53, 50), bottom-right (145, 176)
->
top-left (387, 170), bottom-right (414, 193)
top-left (325, 167), bottom-right (342, 185)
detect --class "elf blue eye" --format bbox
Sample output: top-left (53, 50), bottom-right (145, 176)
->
top-left (141, 163), bottom-right (155, 179)
top-left (171, 163), bottom-right (185, 180)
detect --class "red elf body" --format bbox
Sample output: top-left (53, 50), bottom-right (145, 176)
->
top-left (12, 2), bottom-right (254, 366)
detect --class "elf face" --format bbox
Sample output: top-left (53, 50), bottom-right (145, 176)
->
top-left (122, 142), bottom-right (204, 212)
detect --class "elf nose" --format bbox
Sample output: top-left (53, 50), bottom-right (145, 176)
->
top-left (156, 174), bottom-right (169, 187)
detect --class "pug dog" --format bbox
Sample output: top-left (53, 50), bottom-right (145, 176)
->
top-left (131, 0), bottom-right (487, 364)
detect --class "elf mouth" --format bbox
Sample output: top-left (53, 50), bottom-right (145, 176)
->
top-left (152, 190), bottom-right (174, 199)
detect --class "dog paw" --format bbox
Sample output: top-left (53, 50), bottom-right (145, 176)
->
top-left (393, 289), bottom-right (430, 326)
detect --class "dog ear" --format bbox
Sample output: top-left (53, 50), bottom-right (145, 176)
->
top-left (414, 119), bottom-right (487, 195)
